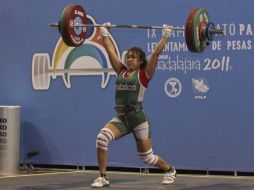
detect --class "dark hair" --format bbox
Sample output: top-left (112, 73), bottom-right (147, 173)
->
top-left (126, 47), bottom-right (147, 68)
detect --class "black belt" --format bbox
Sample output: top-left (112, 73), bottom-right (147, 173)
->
top-left (114, 102), bottom-right (142, 115)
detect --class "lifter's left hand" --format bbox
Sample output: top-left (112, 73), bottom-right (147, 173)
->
top-left (162, 24), bottom-right (172, 38)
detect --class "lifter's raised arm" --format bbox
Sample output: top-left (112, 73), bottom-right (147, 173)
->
top-left (145, 25), bottom-right (172, 79)
top-left (100, 23), bottom-right (123, 74)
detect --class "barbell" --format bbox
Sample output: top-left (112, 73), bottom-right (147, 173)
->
top-left (49, 4), bottom-right (224, 52)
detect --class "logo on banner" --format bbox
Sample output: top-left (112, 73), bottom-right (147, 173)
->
top-left (32, 15), bottom-right (121, 90)
top-left (164, 78), bottom-right (182, 98)
top-left (192, 77), bottom-right (209, 99)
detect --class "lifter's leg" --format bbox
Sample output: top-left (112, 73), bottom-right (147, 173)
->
top-left (136, 139), bottom-right (176, 184)
top-left (97, 123), bottom-right (121, 175)
top-left (92, 123), bottom-right (121, 188)
top-left (136, 139), bottom-right (171, 171)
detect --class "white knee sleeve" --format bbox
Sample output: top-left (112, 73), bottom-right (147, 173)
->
top-left (138, 148), bottom-right (158, 166)
top-left (96, 128), bottom-right (115, 150)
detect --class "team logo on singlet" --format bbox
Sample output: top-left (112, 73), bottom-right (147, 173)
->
top-left (116, 83), bottom-right (137, 91)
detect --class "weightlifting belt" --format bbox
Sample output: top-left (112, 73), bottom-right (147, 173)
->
top-left (115, 102), bottom-right (142, 115)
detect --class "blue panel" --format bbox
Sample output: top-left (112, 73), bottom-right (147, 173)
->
top-left (0, 0), bottom-right (254, 172)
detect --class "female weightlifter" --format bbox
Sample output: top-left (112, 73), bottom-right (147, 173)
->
top-left (91, 23), bottom-right (176, 188)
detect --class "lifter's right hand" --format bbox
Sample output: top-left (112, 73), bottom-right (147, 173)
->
top-left (99, 22), bottom-right (111, 38)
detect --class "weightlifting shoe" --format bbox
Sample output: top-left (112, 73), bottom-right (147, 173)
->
top-left (162, 167), bottom-right (176, 185)
top-left (91, 176), bottom-right (109, 188)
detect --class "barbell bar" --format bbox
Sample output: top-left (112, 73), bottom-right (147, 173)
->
top-left (49, 23), bottom-right (186, 31)
top-left (49, 4), bottom-right (224, 52)
top-left (49, 23), bottom-right (224, 36)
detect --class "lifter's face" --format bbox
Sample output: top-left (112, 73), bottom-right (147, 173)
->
top-left (125, 51), bottom-right (143, 71)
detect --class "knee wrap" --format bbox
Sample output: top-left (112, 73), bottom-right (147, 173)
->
top-left (96, 128), bottom-right (115, 150)
top-left (138, 149), bottom-right (158, 166)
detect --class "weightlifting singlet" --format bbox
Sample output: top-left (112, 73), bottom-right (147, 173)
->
top-left (109, 66), bottom-right (151, 139)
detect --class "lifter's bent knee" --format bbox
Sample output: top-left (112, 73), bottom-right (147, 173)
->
top-left (96, 127), bottom-right (115, 150)
top-left (138, 148), bottom-right (158, 166)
